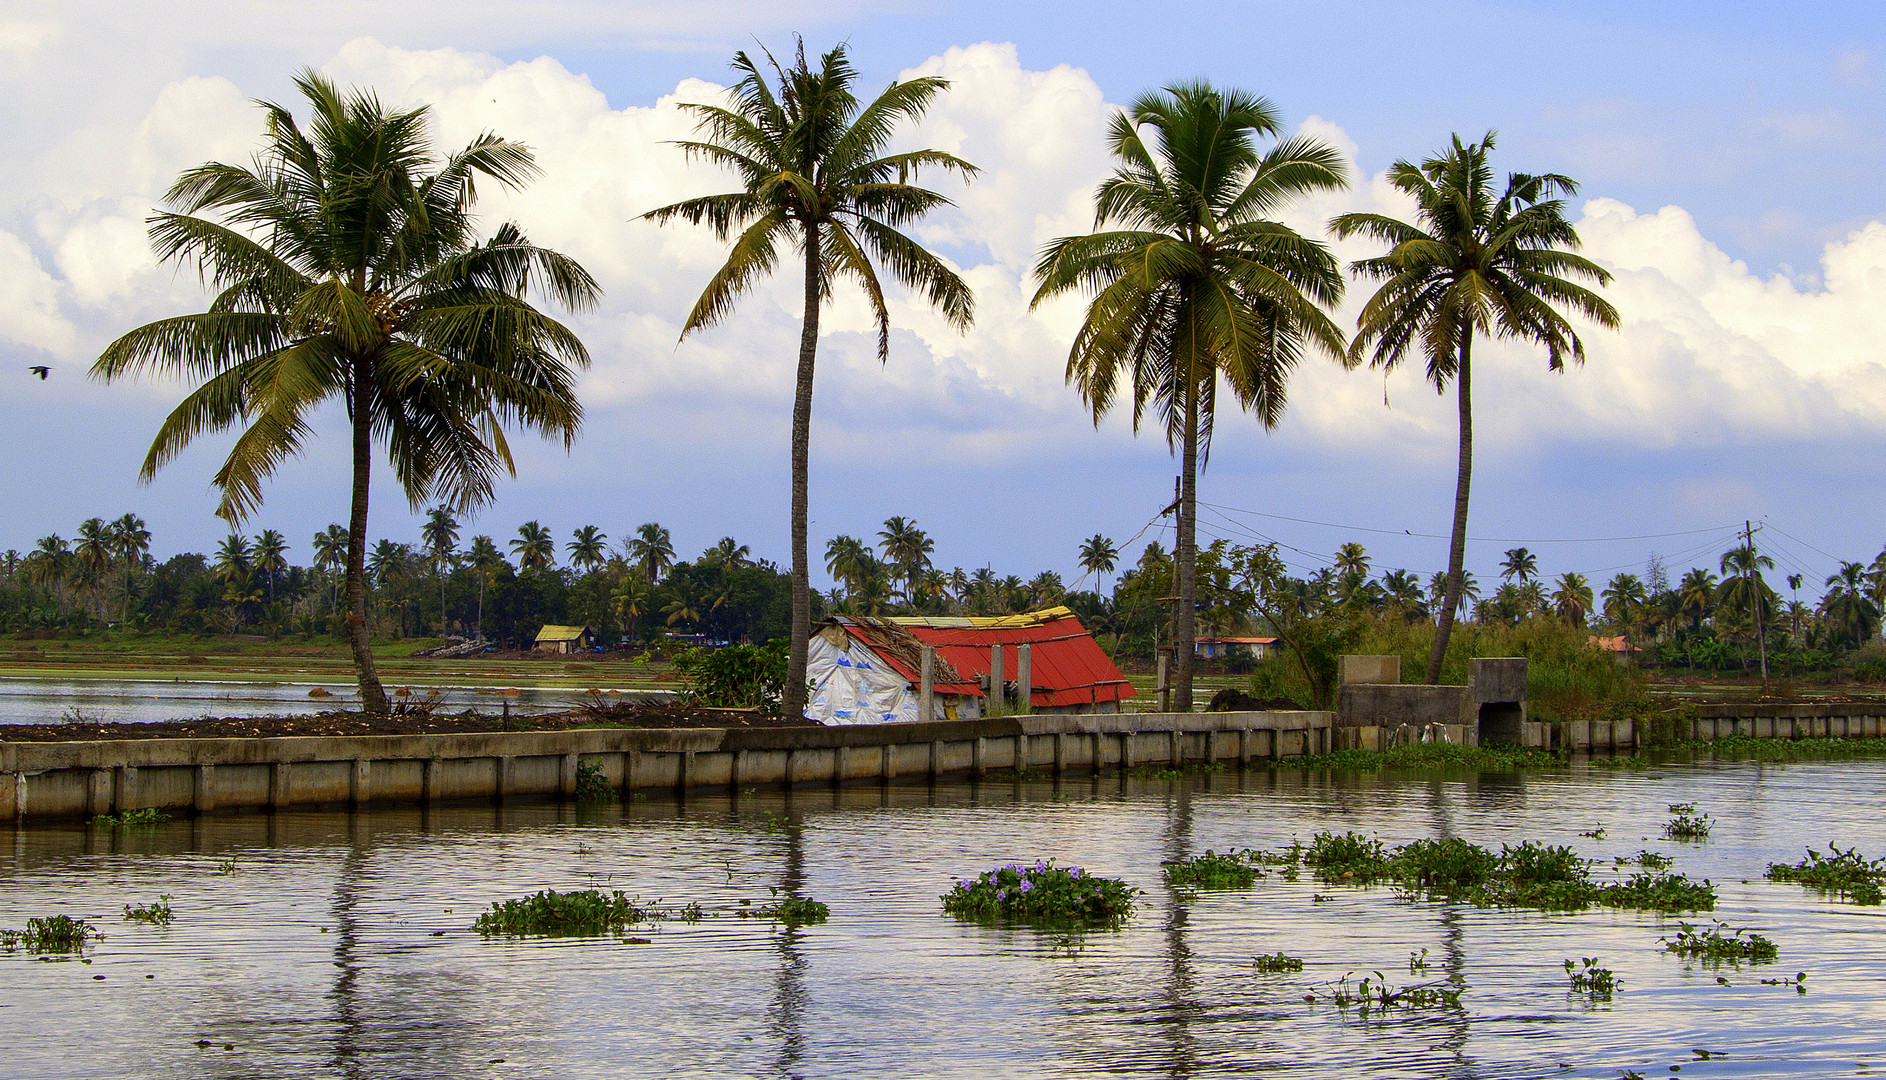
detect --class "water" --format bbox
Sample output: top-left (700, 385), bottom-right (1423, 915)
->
top-left (0, 677), bottom-right (610, 725)
top-left (3, 757), bottom-right (1885, 1078)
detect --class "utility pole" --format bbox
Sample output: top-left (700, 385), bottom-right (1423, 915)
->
top-left (1746, 520), bottom-right (1769, 688)
top-left (1157, 476), bottom-right (1181, 712)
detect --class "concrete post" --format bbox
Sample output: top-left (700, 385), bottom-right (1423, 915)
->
top-left (560, 753), bottom-right (579, 800)
top-left (1052, 733), bottom-right (1066, 775)
top-left (269, 763), bottom-right (289, 810)
top-left (350, 759), bottom-right (370, 809)
top-left (833, 746), bottom-right (847, 789)
top-left (783, 749), bottom-right (796, 789)
top-left (972, 737), bottom-right (986, 779)
top-left (731, 750), bottom-right (747, 791)
top-left (496, 756), bottom-right (515, 803)
top-left (114, 766), bottom-right (137, 813)
top-left (930, 739), bottom-right (944, 781)
top-left (624, 750), bottom-right (641, 797)
top-left (677, 750), bottom-right (694, 793)
top-left (1016, 644), bottom-right (1032, 715)
top-left (988, 645), bottom-right (1005, 717)
top-left (192, 764), bottom-right (216, 814)
top-left (1015, 733), bottom-right (1029, 773)
top-left (1168, 730), bottom-right (1182, 769)
top-left (1156, 653), bottom-right (1169, 712)
top-left (1092, 732), bottom-right (1104, 775)
top-left (880, 743), bottom-right (895, 783)
top-left (919, 645), bottom-right (935, 722)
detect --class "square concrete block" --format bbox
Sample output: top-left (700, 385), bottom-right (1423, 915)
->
top-left (1339, 655), bottom-right (1400, 686)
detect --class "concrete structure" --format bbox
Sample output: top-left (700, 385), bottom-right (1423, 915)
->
top-left (1335, 654), bottom-right (1539, 747)
top-left (533, 625), bottom-right (594, 653)
top-left (2, 710), bottom-right (1331, 822)
top-left (1194, 637), bottom-right (1280, 660)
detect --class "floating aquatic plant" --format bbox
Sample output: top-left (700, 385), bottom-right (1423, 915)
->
top-left (1662, 920), bottom-right (1777, 963)
top-left (473, 889), bottom-right (660, 937)
top-left (942, 861), bottom-right (1137, 929)
top-left (744, 892), bottom-right (829, 927)
top-left (1162, 849), bottom-right (1269, 890)
top-left (1765, 843), bottom-right (1886, 905)
top-left (1598, 871), bottom-right (1716, 912)
top-left (1663, 803), bottom-right (1713, 841)
top-left (122, 896), bottom-right (174, 925)
top-left (0, 915), bottom-right (96, 953)
top-left (1306, 971), bottom-right (1463, 1012)
top-left (1252, 952), bottom-right (1304, 973)
top-left (91, 808), bottom-right (169, 828)
top-left (1564, 957), bottom-right (1618, 998)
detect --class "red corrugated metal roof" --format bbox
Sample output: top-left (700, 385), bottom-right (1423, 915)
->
top-left (841, 611), bottom-right (1134, 708)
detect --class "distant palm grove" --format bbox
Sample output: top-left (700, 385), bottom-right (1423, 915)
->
top-left (3, 513), bottom-right (1884, 680)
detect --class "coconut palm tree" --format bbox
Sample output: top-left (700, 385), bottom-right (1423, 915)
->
top-left (72, 519), bottom-right (114, 614)
top-left (1334, 542), bottom-right (1370, 579)
top-left (824, 535), bottom-right (872, 597)
top-left (876, 516), bottom-right (933, 602)
top-left (1078, 534), bottom-right (1120, 592)
top-left (26, 535), bottom-right (71, 592)
top-left (1716, 543), bottom-right (1776, 626)
top-left (511, 521), bottom-right (555, 571)
top-left (1032, 82), bottom-right (1349, 711)
top-left (310, 523), bottom-right (349, 611)
top-left (1602, 572), bottom-right (1647, 632)
top-left (421, 507), bottom-right (459, 631)
top-left (1679, 568), bottom-right (1718, 630)
top-left (626, 523), bottom-right (674, 583)
top-left (466, 534), bottom-right (504, 640)
top-left (1820, 561), bottom-right (1880, 648)
top-left (1500, 547), bottom-right (1538, 585)
top-left (253, 529), bottom-right (288, 604)
top-left (646, 40), bottom-right (976, 721)
top-left (1428, 568), bottom-right (1480, 621)
top-left (612, 572), bottom-right (653, 638)
top-left (92, 71), bottom-right (597, 711)
top-left (567, 525), bottom-right (608, 574)
top-left (705, 536), bottom-right (751, 567)
top-left (1551, 571), bottom-right (1592, 626)
top-left (109, 513), bottom-right (150, 623)
top-left (1334, 133), bottom-right (1618, 683)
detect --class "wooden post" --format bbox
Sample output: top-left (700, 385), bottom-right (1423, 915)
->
top-left (1016, 644), bottom-right (1032, 715)
top-left (919, 645), bottom-right (935, 723)
top-left (988, 645), bottom-right (1005, 717)
top-left (1156, 653), bottom-right (1170, 713)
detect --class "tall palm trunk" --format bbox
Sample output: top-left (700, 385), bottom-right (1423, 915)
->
top-left (347, 361), bottom-right (390, 713)
top-left (1172, 356), bottom-right (1199, 713)
top-left (1427, 329), bottom-right (1473, 685)
top-left (784, 218), bottom-right (823, 722)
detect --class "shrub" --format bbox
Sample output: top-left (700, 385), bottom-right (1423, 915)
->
top-left (673, 640), bottom-right (788, 711)
top-left (942, 861), bottom-right (1137, 929)
top-left (574, 760), bottom-right (615, 804)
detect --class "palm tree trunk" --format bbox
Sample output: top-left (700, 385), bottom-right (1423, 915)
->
top-left (346, 364), bottom-right (390, 713)
top-left (1172, 362), bottom-right (1199, 713)
top-left (784, 219), bottom-right (823, 722)
top-left (1426, 328), bottom-right (1474, 686)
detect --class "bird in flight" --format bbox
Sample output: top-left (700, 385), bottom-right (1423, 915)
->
top-left (28, 366), bottom-right (49, 380)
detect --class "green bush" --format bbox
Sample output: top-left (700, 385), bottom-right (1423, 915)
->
top-left (673, 639), bottom-right (788, 711)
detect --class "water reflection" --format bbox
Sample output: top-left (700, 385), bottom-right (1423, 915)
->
top-left (4, 759), bottom-right (1886, 1079)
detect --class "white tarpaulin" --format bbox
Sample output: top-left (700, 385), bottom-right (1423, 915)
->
top-left (805, 630), bottom-right (976, 725)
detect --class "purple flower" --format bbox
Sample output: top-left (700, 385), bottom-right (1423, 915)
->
top-left (1019, 880), bottom-right (1034, 893)
top-left (958, 879), bottom-right (974, 890)
top-left (1035, 860), bottom-right (1048, 871)
top-left (1069, 868), bottom-right (1083, 879)
top-left (995, 889), bottom-right (1006, 900)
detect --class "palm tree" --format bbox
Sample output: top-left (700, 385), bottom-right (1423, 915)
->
top-left (422, 507), bottom-right (459, 631)
top-left (1602, 572), bottom-right (1647, 632)
top-left (109, 513), bottom-right (150, 623)
top-left (1334, 542), bottom-right (1370, 579)
top-left (1679, 568), bottom-right (1718, 630)
top-left (1821, 562), bottom-right (1880, 648)
top-left (1551, 571), bottom-right (1592, 626)
top-left (92, 72), bottom-right (598, 712)
top-left (1717, 543), bottom-right (1776, 641)
top-left (627, 522), bottom-right (674, 582)
top-left (824, 535), bottom-right (871, 596)
top-left (1500, 547), bottom-right (1538, 585)
top-left (1078, 534), bottom-right (1119, 592)
top-left (876, 516), bottom-right (934, 602)
top-left (1380, 569), bottom-right (1427, 618)
top-left (1028, 571), bottom-right (1066, 608)
top-left (73, 518), bottom-right (114, 613)
top-left (511, 521), bottom-right (555, 571)
top-left (567, 525), bottom-right (608, 574)
top-left (1334, 133), bottom-right (1619, 683)
top-left (1428, 568), bottom-right (1480, 621)
top-left (253, 529), bottom-right (288, 604)
top-left (612, 572), bottom-right (653, 637)
top-left (466, 534), bottom-right (504, 639)
top-left (27, 535), bottom-right (71, 592)
top-left (705, 536), bottom-right (751, 567)
top-left (647, 42), bottom-right (976, 720)
top-left (1032, 82), bottom-right (1348, 712)
top-left (311, 523), bottom-right (349, 610)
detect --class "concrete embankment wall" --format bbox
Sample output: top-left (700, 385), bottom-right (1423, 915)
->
top-left (2, 711), bottom-right (1345, 822)
top-left (1681, 704), bottom-right (1886, 741)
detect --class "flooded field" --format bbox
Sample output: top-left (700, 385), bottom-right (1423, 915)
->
top-left (3, 755), bottom-right (1884, 1078)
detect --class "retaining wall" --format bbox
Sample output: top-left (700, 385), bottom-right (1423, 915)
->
top-left (1680, 703), bottom-right (1886, 741)
top-left (2, 711), bottom-right (1343, 822)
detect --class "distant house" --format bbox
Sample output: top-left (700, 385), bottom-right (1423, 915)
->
top-left (806, 606), bottom-right (1136, 725)
top-left (1195, 636), bottom-right (1280, 660)
top-left (1588, 635), bottom-right (1638, 666)
top-left (534, 624), bottom-right (595, 654)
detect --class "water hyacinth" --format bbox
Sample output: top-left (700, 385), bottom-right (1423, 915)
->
top-left (942, 860), bottom-right (1137, 928)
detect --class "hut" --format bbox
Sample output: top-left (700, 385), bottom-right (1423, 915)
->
top-left (1194, 636), bottom-right (1280, 660)
top-left (533, 624), bottom-right (595, 654)
top-left (806, 606), bottom-right (1134, 725)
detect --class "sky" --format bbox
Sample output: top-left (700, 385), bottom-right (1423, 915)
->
top-left (1, 1), bottom-right (1883, 598)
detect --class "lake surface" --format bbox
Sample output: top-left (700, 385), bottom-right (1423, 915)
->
top-left (3, 756), bottom-right (1884, 1078)
top-left (0, 677), bottom-right (607, 725)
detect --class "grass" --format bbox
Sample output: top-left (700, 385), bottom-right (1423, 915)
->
top-left (90, 808), bottom-right (169, 828)
top-left (1662, 920), bottom-right (1778, 963)
top-left (0, 915), bottom-right (96, 953)
top-left (472, 889), bottom-right (663, 937)
top-left (1765, 843), bottom-right (1886, 905)
top-left (942, 860), bottom-right (1138, 929)
top-left (1252, 952), bottom-right (1304, 973)
top-left (1162, 849), bottom-right (1269, 890)
top-left (1564, 957), bottom-right (1618, 998)
top-left (122, 895), bottom-right (174, 925)
top-left (1662, 803), bottom-right (1713, 840)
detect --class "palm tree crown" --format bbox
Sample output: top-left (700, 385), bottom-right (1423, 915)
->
top-left (1032, 81), bottom-right (1348, 712)
top-left (511, 521), bottom-right (555, 570)
top-left (1333, 132), bottom-right (1617, 683)
top-left (91, 71), bottom-right (598, 711)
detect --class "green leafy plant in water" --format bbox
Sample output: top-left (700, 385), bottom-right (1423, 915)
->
top-left (942, 860), bottom-right (1138, 929)
top-left (1252, 952), bottom-right (1304, 973)
top-left (1162, 849), bottom-right (1268, 889)
top-left (1662, 920), bottom-right (1777, 963)
top-left (1564, 957), bottom-right (1618, 998)
top-left (1408, 948), bottom-right (1429, 974)
top-left (1615, 850), bottom-right (1672, 870)
top-left (91, 808), bottom-right (169, 828)
top-left (743, 890), bottom-right (829, 926)
top-left (473, 889), bottom-right (660, 937)
top-left (1663, 803), bottom-right (1713, 841)
top-left (1301, 832), bottom-right (1394, 884)
top-left (0, 915), bottom-right (96, 953)
top-left (1309, 971), bottom-right (1464, 1012)
top-left (1599, 871), bottom-right (1716, 912)
top-left (1131, 761), bottom-right (1225, 781)
top-left (122, 895), bottom-right (174, 925)
top-left (1765, 843), bottom-right (1886, 905)
top-left (573, 760), bottom-right (615, 805)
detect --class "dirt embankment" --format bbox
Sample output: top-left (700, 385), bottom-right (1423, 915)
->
top-left (0, 700), bottom-right (812, 743)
